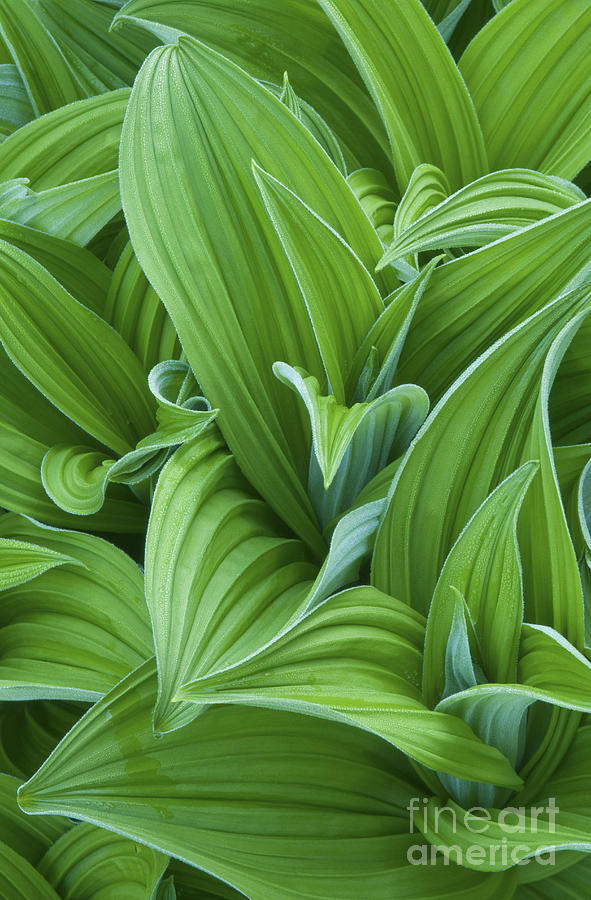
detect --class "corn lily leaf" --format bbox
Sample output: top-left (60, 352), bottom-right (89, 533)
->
top-left (427, 0), bottom-right (474, 42)
top-left (112, 0), bottom-right (390, 172)
top-left (0, 701), bottom-right (83, 780)
top-left (0, 841), bottom-right (61, 900)
top-left (423, 463), bottom-right (538, 708)
top-left (0, 218), bottom-right (110, 315)
top-left (0, 346), bottom-right (146, 532)
top-left (0, 513), bottom-right (152, 700)
top-left (318, 0), bottom-right (487, 192)
top-left (0, 65), bottom-right (33, 141)
top-left (41, 362), bottom-right (217, 515)
top-left (389, 163), bottom-right (450, 275)
top-left (179, 586), bottom-right (521, 789)
top-left (346, 167), bottom-right (397, 245)
top-left (38, 823), bottom-right (169, 900)
top-left (348, 257), bottom-right (439, 402)
top-left (380, 169), bottom-right (584, 267)
top-left (0, 537), bottom-right (76, 591)
top-left (0, 239), bottom-right (155, 455)
top-left (120, 36), bottom-right (390, 548)
top-left (0, 171), bottom-right (121, 246)
top-left (0, 0), bottom-right (154, 115)
top-left (17, 659), bottom-right (518, 899)
top-left (254, 164), bottom-right (384, 404)
top-left (550, 316), bottom-right (591, 446)
top-left (398, 199), bottom-right (591, 403)
top-left (0, 88), bottom-right (129, 189)
top-left (459, 0), bottom-right (591, 179)
top-left (103, 241), bottom-right (180, 374)
top-left (373, 288), bottom-right (591, 625)
top-left (274, 362), bottom-right (427, 525)
top-left (165, 860), bottom-right (244, 900)
top-left (0, 773), bottom-right (69, 864)
top-left (145, 431), bottom-right (318, 734)
top-left (515, 857), bottom-right (591, 899)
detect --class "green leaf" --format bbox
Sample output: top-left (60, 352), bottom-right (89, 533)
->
top-left (103, 241), bottom-right (180, 374)
top-left (373, 287), bottom-right (591, 622)
top-left (0, 537), bottom-right (76, 591)
top-left (0, 773), bottom-right (69, 864)
top-left (0, 346), bottom-right (146, 532)
top-left (423, 463), bottom-right (538, 708)
top-left (165, 860), bottom-right (244, 900)
top-left (0, 170), bottom-right (121, 246)
top-left (179, 586), bottom-right (521, 789)
top-left (254, 163), bottom-right (384, 404)
top-left (516, 857), bottom-right (591, 899)
top-left (0, 700), bottom-right (83, 780)
top-left (38, 823), bottom-right (169, 900)
top-left (459, 0), bottom-right (591, 179)
top-left (120, 35), bottom-right (390, 548)
top-left (397, 199), bottom-right (591, 404)
top-left (347, 167), bottom-right (397, 244)
top-left (0, 239), bottom-right (155, 455)
top-left (0, 65), bottom-right (34, 141)
top-left (274, 362), bottom-right (428, 524)
top-left (0, 513), bottom-right (153, 700)
top-left (0, 88), bottom-right (129, 189)
top-left (318, 0), bottom-right (488, 192)
top-left (145, 431), bottom-right (317, 734)
top-left (0, 841), bottom-right (61, 900)
top-left (380, 169), bottom-right (584, 266)
top-left (16, 659), bottom-right (517, 899)
top-left (112, 0), bottom-right (390, 172)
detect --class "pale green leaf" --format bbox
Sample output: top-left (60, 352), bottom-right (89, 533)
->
top-left (0, 65), bottom-right (34, 141)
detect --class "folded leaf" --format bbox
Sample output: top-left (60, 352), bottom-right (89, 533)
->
top-left (120, 35), bottom-right (392, 548)
top-left (380, 169), bottom-right (583, 266)
top-left (373, 287), bottom-right (591, 620)
top-left (0, 65), bottom-right (33, 141)
top-left (0, 700), bottom-right (82, 780)
top-left (0, 239), bottom-right (155, 455)
top-left (318, 0), bottom-right (488, 191)
top-left (0, 773), bottom-right (69, 864)
top-left (460, 0), bottom-right (591, 179)
top-left (423, 463), bottom-right (538, 707)
top-left (113, 0), bottom-right (390, 172)
top-left (0, 171), bottom-right (121, 246)
top-left (0, 88), bottom-right (129, 188)
top-left (0, 841), bottom-right (60, 900)
top-left (17, 659), bottom-right (516, 900)
top-left (0, 538), bottom-right (76, 591)
top-left (254, 164), bottom-right (384, 404)
top-left (38, 823), bottom-right (169, 900)
top-left (0, 514), bottom-right (153, 700)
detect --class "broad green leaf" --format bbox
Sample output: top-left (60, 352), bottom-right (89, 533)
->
top-left (0, 347), bottom-right (146, 532)
top-left (518, 623), bottom-right (591, 708)
top-left (397, 200), bottom-right (591, 402)
top-left (0, 538), bottom-right (75, 591)
top-left (550, 317), bottom-right (591, 446)
top-left (0, 171), bottom-right (121, 246)
top-left (0, 218), bottom-right (110, 316)
top-left (373, 288), bottom-right (590, 625)
top-left (0, 239), bottom-right (155, 455)
top-left (179, 586), bottom-right (521, 788)
top-left (516, 857), bottom-right (591, 899)
top-left (113, 0), bottom-right (390, 172)
top-left (423, 463), bottom-right (538, 707)
top-left (274, 362), bottom-right (427, 525)
top-left (120, 35), bottom-right (390, 547)
top-left (459, 0), bottom-right (591, 179)
top-left (165, 860), bottom-right (244, 900)
top-left (392, 163), bottom-right (450, 250)
top-left (0, 65), bottom-right (33, 141)
top-left (318, 0), bottom-right (488, 191)
top-left (0, 88), bottom-right (129, 189)
top-left (380, 169), bottom-right (584, 266)
top-left (347, 167), bottom-right (397, 244)
top-left (0, 841), bottom-right (60, 900)
top-left (0, 0), bottom-right (85, 114)
top-left (145, 431), bottom-right (317, 734)
top-left (0, 700), bottom-right (83, 779)
top-left (413, 794), bottom-right (591, 873)
top-left (0, 773), bottom-right (69, 864)
top-left (17, 659), bottom-right (517, 900)
top-left (41, 446), bottom-right (119, 517)
top-left (103, 241), bottom-right (180, 374)
top-left (254, 163), bottom-right (384, 404)
top-left (0, 514), bottom-right (152, 700)
top-left (348, 257), bottom-right (440, 401)
top-left (38, 823), bottom-right (169, 900)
